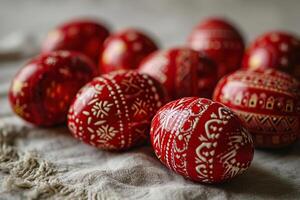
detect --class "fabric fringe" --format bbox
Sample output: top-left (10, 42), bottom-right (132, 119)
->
top-left (0, 123), bottom-right (88, 200)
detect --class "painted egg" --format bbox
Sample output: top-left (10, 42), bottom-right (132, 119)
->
top-left (138, 47), bottom-right (218, 100)
top-left (9, 51), bottom-right (98, 126)
top-left (42, 18), bottom-right (110, 64)
top-left (213, 69), bottom-right (300, 148)
top-left (138, 47), bottom-right (198, 100)
top-left (187, 17), bottom-right (245, 78)
top-left (99, 28), bottom-right (158, 73)
top-left (194, 54), bottom-right (218, 98)
top-left (242, 31), bottom-right (300, 79)
top-left (67, 70), bottom-right (166, 150)
top-left (150, 97), bottom-right (254, 183)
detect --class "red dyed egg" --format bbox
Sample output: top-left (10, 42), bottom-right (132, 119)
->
top-left (242, 31), bottom-right (300, 79)
top-left (9, 51), bottom-right (97, 126)
top-left (99, 29), bottom-right (158, 73)
top-left (138, 47), bottom-right (198, 100)
top-left (42, 18), bottom-right (110, 64)
top-left (196, 55), bottom-right (218, 98)
top-left (150, 97), bottom-right (254, 183)
top-left (213, 69), bottom-right (300, 148)
top-left (187, 17), bottom-right (245, 78)
top-left (139, 47), bottom-right (217, 100)
top-left (68, 70), bottom-right (166, 150)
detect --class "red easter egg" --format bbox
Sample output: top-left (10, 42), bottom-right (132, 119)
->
top-left (242, 31), bottom-right (300, 79)
top-left (138, 47), bottom-right (218, 100)
top-left (68, 70), bottom-right (166, 150)
top-left (187, 17), bottom-right (245, 78)
top-left (42, 18), bottom-right (110, 65)
top-left (138, 47), bottom-right (198, 100)
top-left (150, 97), bottom-right (254, 183)
top-left (99, 29), bottom-right (158, 73)
top-left (196, 55), bottom-right (218, 98)
top-left (213, 69), bottom-right (300, 148)
top-left (9, 50), bottom-right (97, 126)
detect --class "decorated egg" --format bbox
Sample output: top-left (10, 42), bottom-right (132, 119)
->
top-left (213, 69), bottom-right (300, 148)
top-left (196, 55), bottom-right (218, 98)
top-left (150, 97), bottom-right (254, 183)
top-left (138, 47), bottom-right (198, 100)
top-left (187, 17), bottom-right (245, 78)
top-left (9, 50), bottom-right (97, 126)
top-left (99, 29), bottom-right (158, 73)
top-left (138, 47), bottom-right (217, 100)
top-left (242, 31), bottom-right (300, 79)
top-left (68, 70), bottom-right (166, 150)
top-left (42, 18), bottom-right (110, 64)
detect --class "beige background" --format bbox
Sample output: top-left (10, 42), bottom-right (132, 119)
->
top-left (1, 0), bottom-right (300, 46)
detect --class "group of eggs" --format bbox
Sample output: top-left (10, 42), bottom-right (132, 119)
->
top-left (8, 17), bottom-right (300, 184)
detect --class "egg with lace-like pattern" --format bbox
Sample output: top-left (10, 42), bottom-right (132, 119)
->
top-left (150, 97), bottom-right (254, 183)
top-left (187, 17), bottom-right (245, 79)
top-left (242, 31), bottom-right (300, 79)
top-left (213, 69), bottom-right (300, 148)
top-left (42, 18), bottom-right (110, 65)
top-left (138, 47), bottom-right (217, 100)
top-left (9, 50), bottom-right (97, 126)
top-left (68, 70), bottom-right (166, 150)
top-left (99, 29), bottom-right (158, 73)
